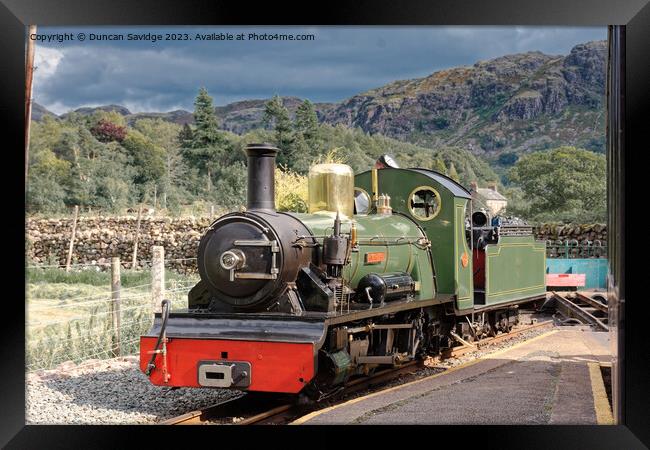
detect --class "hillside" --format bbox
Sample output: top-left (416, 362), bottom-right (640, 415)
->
top-left (32, 102), bottom-right (57, 121)
top-left (322, 41), bottom-right (606, 157)
top-left (34, 40), bottom-right (606, 160)
top-left (213, 97), bottom-right (337, 134)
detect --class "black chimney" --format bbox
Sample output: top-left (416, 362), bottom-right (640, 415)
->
top-left (245, 143), bottom-right (279, 211)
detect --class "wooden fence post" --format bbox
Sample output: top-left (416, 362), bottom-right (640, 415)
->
top-left (131, 204), bottom-right (143, 269)
top-left (111, 257), bottom-right (121, 357)
top-left (151, 246), bottom-right (165, 314)
top-left (65, 205), bottom-right (79, 272)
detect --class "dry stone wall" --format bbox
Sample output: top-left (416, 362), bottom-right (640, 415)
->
top-left (532, 223), bottom-right (607, 245)
top-left (26, 216), bottom-right (213, 273)
top-left (26, 217), bottom-right (608, 273)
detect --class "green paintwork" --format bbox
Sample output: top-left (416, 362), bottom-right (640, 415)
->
top-left (483, 235), bottom-right (547, 305)
top-left (354, 169), bottom-right (473, 308)
top-left (294, 168), bottom-right (546, 312)
top-left (452, 198), bottom-right (474, 311)
top-left (292, 211), bottom-right (435, 301)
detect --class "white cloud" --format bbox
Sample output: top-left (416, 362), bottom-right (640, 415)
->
top-left (34, 46), bottom-right (64, 80)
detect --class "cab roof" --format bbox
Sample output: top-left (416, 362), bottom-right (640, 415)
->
top-left (356, 167), bottom-right (472, 199)
top-left (409, 168), bottom-right (472, 199)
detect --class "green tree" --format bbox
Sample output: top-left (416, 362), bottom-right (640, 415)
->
top-left (498, 152), bottom-right (519, 167)
top-left (26, 174), bottom-right (68, 213)
top-left (91, 110), bottom-right (127, 128)
top-left (50, 126), bottom-right (102, 208)
top-left (135, 119), bottom-right (190, 209)
top-left (212, 162), bottom-right (247, 209)
top-left (286, 133), bottom-right (313, 174)
top-left (294, 100), bottom-right (319, 142)
top-left (263, 95), bottom-right (294, 164)
top-left (508, 146), bottom-right (606, 222)
top-left (26, 134), bottom-right (71, 213)
top-left (178, 123), bottom-right (194, 147)
top-left (121, 129), bottom-right (166, 186)
top-left (192, 87), bottom-right (220, 145)
top-left (182, 88), bottom-right (229, 193)
top-left (90, 142), bottom-right (137, 212)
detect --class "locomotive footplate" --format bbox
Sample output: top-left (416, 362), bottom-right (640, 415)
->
top-left (142, 310), bottom-right (328, 343)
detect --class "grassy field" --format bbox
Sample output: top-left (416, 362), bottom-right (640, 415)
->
top-left (26, 267), bottom-right (199, 371)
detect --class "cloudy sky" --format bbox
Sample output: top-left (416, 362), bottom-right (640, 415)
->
top-left (33, 26), bottom-right (606, 115)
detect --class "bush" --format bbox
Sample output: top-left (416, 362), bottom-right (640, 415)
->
top-left (508, 146), bottom-right (606, 222)
top-left (90, 119), bottom-right (127, 143)
top-left (275, 166), bottom-right (308, 212)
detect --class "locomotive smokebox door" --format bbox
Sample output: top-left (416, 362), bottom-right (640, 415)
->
top-left (197, 217), bottom-right (281, 308)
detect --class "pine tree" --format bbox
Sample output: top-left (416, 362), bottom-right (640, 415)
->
top-left (183, 87), bottom-right (228, 193)
top-left (448, 162), bottom-right (460, 182)
top-left (177, 123), bottom-right (194, 147)
top-left (192, 87), bottom-right (220, 146)
top-left (295, 100), bottom-right (319, 142)
top-left (263, 95), bottom-right (294, 162)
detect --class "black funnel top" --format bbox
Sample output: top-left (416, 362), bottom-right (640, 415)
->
top-left (246, 143), bottom-right (279, 211)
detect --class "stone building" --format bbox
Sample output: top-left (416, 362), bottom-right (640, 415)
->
top-left (470, 181), bottom-right (507, 215)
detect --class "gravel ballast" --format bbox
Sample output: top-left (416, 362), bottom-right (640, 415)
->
top-left (26, 356), bottom-right (242, 424)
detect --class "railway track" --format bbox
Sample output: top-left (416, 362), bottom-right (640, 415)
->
top-left (161, 360), bottom-right (424, 425)
top-left (441, 317), bottom-right (555, 358)
top-left (549, 291), bottom-right (608, 331)
top-left (162, 319), bottom-right (554, 425)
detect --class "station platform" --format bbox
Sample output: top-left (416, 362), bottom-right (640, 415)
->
top-left (293, 328), bottom-right (613, 425)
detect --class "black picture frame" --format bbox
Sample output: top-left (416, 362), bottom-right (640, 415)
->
top-left (2, 0), bottom-right (647, 447)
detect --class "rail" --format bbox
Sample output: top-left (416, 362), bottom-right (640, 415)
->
top-left (547, 291), bottom-right (608, 331)
top-left (442, 319), bottom-right (555, 358)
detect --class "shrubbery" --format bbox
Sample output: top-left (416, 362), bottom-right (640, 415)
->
top-left (507, 146), bottom-right (606, 223)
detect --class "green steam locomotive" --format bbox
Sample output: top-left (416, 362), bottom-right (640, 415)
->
top-left (140, 143), bottom-right (546, 398)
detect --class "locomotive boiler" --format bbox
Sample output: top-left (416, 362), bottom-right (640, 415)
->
top-left (140, 143), bottom-right (546, 398)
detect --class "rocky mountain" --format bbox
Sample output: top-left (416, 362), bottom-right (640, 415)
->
top-left (62, 104), bottom-right (132, 118)
top-left (214, 97), bottom-right (320, 134)
top-left (125, 110), bottom-right (194, 126)
top-left (34, 40), bottom-right (607, 159)
top-left (321, 40), bottom-right (606, 157)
